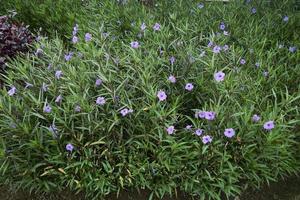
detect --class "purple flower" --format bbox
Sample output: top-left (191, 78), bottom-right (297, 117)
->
top-left (263, 121), bottom-right (275, 130)
top-left (197, 3), bottom-right (204, 9)
top-left (204, 111), bottom-right (216, 121)
top-left (169, 56), bottom-right (175, 65)
top-left (168, 75), bottom-right (176, 83)
top-left (25, 82), bottom-right (33, 89)
top-left (186, 125), bottom-right (192, 130)
top-left (202, 135), bottom-right (212, 144)
top-left (223, 45), bottom-right (229, 51)
top-left (153, 23), bottom-right (161, 31)
top-left (219, 22), bottom-right (225, 30)
top-left (207, 40), bottom-right (213, 48)
top-left (42, 83), bottom-right (49, 92)
top-left (263, 71), bottom-right (269, 77)
top-left (240, 59), bottom-right (246, 65)
top-left (289, 46), bottom-right (297, 53)
top-left (55, 70), bottom-right (63, 79)
top-left (55, 95), bottom-right (62, 103)
top-left (251, 7), bottom-right (257, 14)
top-left (255, 62), bottom-right (260, 68)
top-left (66, 143), bottom-right (74, 152)
top-left (166, 126), bottom-right (175, 135)
top-left (283, 16), bottom-right (289, 22)
top-left (252, 114), bottom-right (261, 122)
top-left (85, 33), bottom-right (92, 42)
top-left (72, 36), bottom-right (78, 44)
top-left (43, 104), bottom-right (52, 113)
top-left (141, 22), bottom-right (146, 31)
top-left (72, 24), bottom-right (79, 36)
top-left (8, 86), bottom-right (16, 96)
top-left (95, 78), bottom-right (102, 86)
top-left (195, 129), bottom-right (204, 136)
top-left (198, 111), bottom-right (206, 119)
top-left (64, 52), bottom-right (73, 61)
top-left (157, 90), bottom-right (167, 101)
top-left (75, 105), bottom-right (81, 112)
top-left (224, 128), bottom-right (235, 138)
top-left (96, 97), bottom-right (106, 105)
top-left (120, 108), bottom-right (133, 117)
top-left (212, 45), bottom-right (221, 53)
top-left (185, 83), bottom-right (194, 91)
top-left (130, 41), bottom-right (139, 49)
top-left (214, 71), bottom-right (225, 82)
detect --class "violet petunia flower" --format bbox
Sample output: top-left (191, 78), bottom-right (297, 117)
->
top-left (72, 24), bottom-right (79, 36)
top-left (213, 45), bottom-right (221, 53)
top-left (252, 114), bottom-right (261, 122)
top-left (283, 16), bottom-right (289, 22)
top-left (224, 128), bottom-right (235, 138)
top-left (8, 86), bottom-right (16, 96)
top-left (43, 104), bottom-right (52, 113)
top-left (263, 71), bottom-right (269, 77)
top-left (168, 75), bottom-right (176, 83)
top-left (202, 135), bottom-right (212, 144)
top-left (85, 33), bottom-right (92, 42)
top-left (96, 97), bottom-right (106, 105)
top-left (240, 59), bottom-right (246, 65)
top-left (223, 45), bottom-right (229, 51)
top-left (157, 90), bottom-right (167, 101)
top-left (289, 46), bottom-right (297, 53)
top-left (204, 111), bottom-right (216, 121)
top-left (130, 41), bottom-right (139, 48)
top-left (153, 23), bottom-right (161, 31)
top-left (195, 129), bottom-right (204, 136)
top-left (214, 71), bottom-right (225, 82)
top-left (120, 108), bottom-right (133, 117)
top-left (185, 83), bottom-right (194, 91)
top-left (166, 126), bottom-right (175, 135)
top-left (35, 48), bottom-right (43, 57)
top-left (255, 62), bottom-right (260, 68)
top-left (64, 52), bottom-right (73, 61)
top-left (263, 121), bottom-right (275, 130)
top-left (95, 78), bottom-right (102, 86)
top-left (66, 143), bottom-right (74, 152)
top-left (198, 111), bottom-right (206, 119)
top-left (55, 70), bottom-right (63, 79)
top-left (72, 36), bottom-right (78, 44)
top-left (207, 40), bottom-right (213, 48)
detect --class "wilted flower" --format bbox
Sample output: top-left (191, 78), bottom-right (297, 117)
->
top-left (197, 3), bottom-right (204, 9)
top-left (55, 95), bottom-right (62, 103)
top-left (64, 52), bottom-right (73, 61)
top-left (186, 125), bottom-right (192, 130)
top-left (8, 86), bottom-right (16, 96)
top-left (43, 104), bottom-right (52, 113)
top-left (200, 50), bottom-right (206, 57)
top-left (72, 24), bottom-right (79, 36)
top-left (130, 41), bottom-right (139, 48)
top-left (49, 124), bottom-right (58, 137)
top-left (283, 16), bottom-right (289, 22)
top-left (207, 40), bottom-right (213, 48)
top-left (153, 23), bottom-right (161, 31)
top-left (141, 22), bottom-right (146, 31)
top-left (157, 90), bottom-right (167, 101)
top-left (205, 111), bottom-right (216, 121)
top-left (255, 62), bottom-right (260, 68)
top-left (25, 82), bottom-right (33, 89)
top-left (35, 48), bottom-right (43, 57)
top-left (185, 83), bottom-right (194, 91)
top-left (168, 75), bottom-right (176, 83)
top-left (85, 33), bottom-right (92, 42)
top-left (75, 105), bottom-right (81, 112)
top-left (252, 114), bottom-right (260, 122)
top-left (166, 126), bottom-right (175, 135)
top-left (223, 31), bottom-right (229, 36)
top-left (120, 108), bottom-right (133, 117)
top-left (224, 128), bottom-right (235, 138)
top-left (240, 59), bottom-right (246, 65)
top-left (42, 83), bottom-right (49, 92)
top-left (96, 97), bottom-right (106, 105)
top-left (223, 45), bottom-right (229, 51)
top-left (72, 35), bottom-right (78, 44)
top-left (214, 71), bottom-right (225, 82)
top-left (263, 121), bottom-right (275, 130)
top-left (213, 45), bottom-right (221, 53)
top-left (169, 56), bottom-right (175, 65)
top-left (55, 70), bottom-right (63, 79)
top-left (195, 129), bottom-right (204, 136)
top-left (66, 143), bottom-right (74, 152)
top-left (202, 135), bottom-right (212, 144)
top-left (95, 78), bottom-right (102, 86)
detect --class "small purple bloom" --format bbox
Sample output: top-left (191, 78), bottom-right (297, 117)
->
top-left (168, 75), bottom-right (176, 83)
top-left (197, 3), bottom-right (204, 9)
top-left (96, 97), bottom-right (106, 105)
top-left (224, 128), bottom-right (235, 138)
top-left (186, 125), bottom-right (192, 130)
top-left (120, 108), bottom-right (133, 117)
top-left (204, 111), bottom-right (216, 121)
top-left (157, 90), bottom-right (167, 101)
top-left (153, 23), bottom-right (161, 31)
top-left (198, 111), bottom-right (206, 119)
top-left (64, 52), bottom-right (73, 61)
top-left (289, 46), bottom-right (297, 53)
top-left (263, 121), bottom-right (275, 130)
top-left (130, 41), bottom-right (139, 49)
top-left (214, 71), bottom-right (225, 82)
top-left (219, 22), bottom-right (225, 30)
top-left (251, 7), bottom-right (257, 14)
top-left (195, 129), bottom-right (204, 136)
top-left (43, 104), bottom-right (52, 113)
top-left (283, 16), bottom-right (289, 22)
top-left (75, 105), bottom-right (81, 112)
top-left (85, 33), bottom-right (92, 42)
top-left (8, 86), bottom-right (16, 96)
top-left (141, 22), bottom-right (146, 31)
top-left (95, 78), bottom-right (102, 86)
top-left (240, 59), bottom-right (246, 65)
top-left (185, 83), bottom-right (194, 91)
top-left (213, 45), bottom-right (221, 53)
top-left (42, 83), bottom-right (49, 92)
top-left (252, 114), bottom-right (261, 122)
top-left (66, 143), bottom-right (74, 152)
top-left (202, 135), bottom-right (212, 144)
top-left (55, 70), bottom-right (63, 79)
top-left (223, 45), bottom-right (229, 51)
top-left (255, 62), bottom-right (260, 68)
top-left (207, 40), bottom-right (213, 48)
top-left (166, 126), bottom-right (175, 135)
top-left (263, 71), bottom-right (269, 77)
top-left (169, 56), bottom-right (176, 65)
top-left (72, 36), bottom-right (78, 44)
top-left (55, 95), bottom-right (62, 103)
top-left (72, 24), bottom-right (79, 36)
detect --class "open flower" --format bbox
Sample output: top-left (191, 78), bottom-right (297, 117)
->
top-left (85, 33), bottom-right (92, 42)
top-left (43, 104), bottom-right (52, 113)
top-left (96, 97), bottom-right (106, 105)
top-left (130, 41), bottom-right (139, 48)
top-left (157, 90), bottom-right (167, 101)
top-left (153, 23), bottom-right (161, 31)
top-left (185, 83), bottom-right (194, 91)
top-left (55, 70), bottom-right (63, 79)
top-left (195, 129), bottom-right (204, 136)
top-left (214, 71), bottom-right (225, 82)
top-left (66, 143), bottom-right (74, 152)
top-left (263, 121), bottom-right (275, 130)
top-left (168, 75), bottom-right (176, 83)
top-left (224, 128), bottom-right (235, 138)
top-left (166, 126), bottom-right (175, 135)
top-left (202, 135), bottom-right (213, 144)
top-left (252, 114), bottom-right (260, 122)
top-left (120, 108), bottom-right (133, 117)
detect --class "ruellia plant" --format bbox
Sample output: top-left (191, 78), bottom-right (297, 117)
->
top-left (0, 0), bottom-right (299, 200)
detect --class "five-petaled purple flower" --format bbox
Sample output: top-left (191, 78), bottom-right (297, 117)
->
top-left (130, 41), bottom-right (139, 49)
top-left (153, 23), bottom-right (161, 31)
top-left (65, 52), bottom-right (73, 61)
top-left (240, 59), bottom-right (246, 65)
top-left (168, 75), bottom-right (176, 83)
top-left (202, 135), bottom-right (212, 144)
top-left (198, 111), bottom-right (206, 119)
top-left (43, 104), bottom-right (52, 113)
top-left (263, 121), bottom-right (275, 130)
top-left (120, 108), bottom-right (133, 117)
top-left (185, 83), bottom-right (194, 91)
top-left (8, 86), bottom-right (16, 96)
top-left (214, 71), bottom-right (225, 82)
top-left (166, 126), bottom-right (175, 135)
top-left (213, 45), bottom-right (221, 53)
top-left (252, 114), bottom-right (261, 122)
top-left (205, 111), bottom-right (216, 121)
top-left (224, 128), bottom-right (235, 138)
top-left (96, 97), bottom-right (106, 105)
top-left (157, 90), bottom-right (167, 101)
top-left (72, 36), bottom-right (78, 44)
top-left (219, 22), bottom-right (225, 30)
top-left (55, 70), bottom-right (63, 79)
top-left (66, 143), bottom-right (74, 152)
top-left (95, 78), bottom-right (102, 86)
top-left (85, 33), bottom-right (92, 42)
top-left (255, 62), bottom-right (260, 68)
top-left (195, 129), bottom-right (204, 136)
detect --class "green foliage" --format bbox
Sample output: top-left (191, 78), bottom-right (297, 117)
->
top-left (0, 0), bottom-right (300, 200)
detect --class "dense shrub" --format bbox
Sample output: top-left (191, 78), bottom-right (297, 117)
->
top-left (0, 0), bottom-right (299, 200)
